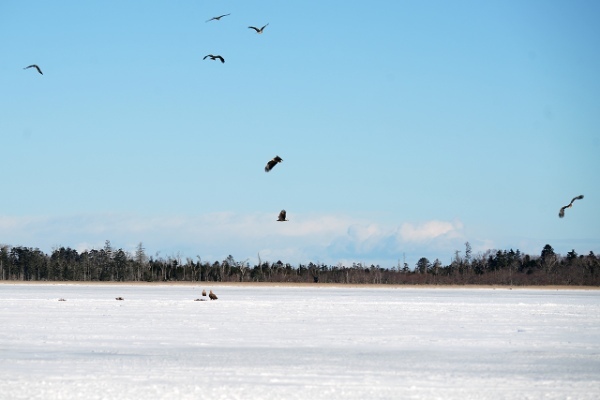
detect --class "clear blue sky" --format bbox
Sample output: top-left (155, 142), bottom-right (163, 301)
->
top-left (1, 1), bottom-right (599, 268)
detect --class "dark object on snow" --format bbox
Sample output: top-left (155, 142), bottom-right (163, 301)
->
top-left (209, 290), bottom-right (218, 300)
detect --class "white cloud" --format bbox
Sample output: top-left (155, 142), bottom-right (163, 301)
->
top-left (399, 220), bottom-right (464, 242)
top-left (0, 212), bottom-right (476, 267)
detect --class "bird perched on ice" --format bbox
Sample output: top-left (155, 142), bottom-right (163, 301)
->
top-left (24, 64), bottom-right (43, 75)
top-left (559, 195), bottom-right (584, 218)
top-left (277, 210), bottom-right (288, 222)
top-left (203, 54), bottom-right (225, 63)
top-left (209, 290), bottom-right (218, 300)
top-left (206, 13), bottom-right (230, 22)
top-left (265, 155), bottom-right (283, 172)
top-left (248, 23), bottom-right (269, 34)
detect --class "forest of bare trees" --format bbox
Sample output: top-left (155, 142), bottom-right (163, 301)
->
top-left (0, 240), bottom-right (598, 286)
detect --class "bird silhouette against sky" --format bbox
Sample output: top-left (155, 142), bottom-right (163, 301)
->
top-left (203, 54), bottom-right (225, 63)
top-left (277, 210), bottom-right (288, 222)
top-left (248, 23), bottom-right (269, 34)
top-left (206, 13), bottom-right (230, 22)
top-left (24, 64), bottom-right (43, 75)
top-left (559, 195), bottom-right (584, 218)
top-left (265, 155), bottom-right (282, 172)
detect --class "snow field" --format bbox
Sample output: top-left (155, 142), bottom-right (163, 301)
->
top-left (0, 284), bottom-right (599, 399)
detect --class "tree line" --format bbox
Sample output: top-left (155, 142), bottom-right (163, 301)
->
top-left (0, 240), bottom-right (598, 286)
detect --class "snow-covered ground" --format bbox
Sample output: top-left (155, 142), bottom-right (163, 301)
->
top-left (0, 284), bottom-right (599, 400)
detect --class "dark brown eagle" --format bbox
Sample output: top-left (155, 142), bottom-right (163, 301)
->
top-left (265, 155), bottom-right (283, 172)
top-left (209, 290), bottom-right (218, 300)
top-left (203, 54), bottom-right (225, 63)
top-left (277, 210), bottom-right (288, 222)
top-left (248, 23), bottom-right (269, 34)
top-left (24, 64), bottom-right (43, 75)
top-left (206, 13), bottom-right (230, 22)
top-left (559, 195), bottom-right (584, 218)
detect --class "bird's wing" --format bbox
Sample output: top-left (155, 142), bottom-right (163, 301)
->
top-left (203, 55), bottom-right (210, 59)
top-left (278, 210), bottom-right (286, 220)
top-left (24, 65), bottom-right (43, 74)
top-left (559, 207), bottom-right (566, 218)
top-left (265, 160), bottom-right (275, 172)
top-left (206, 17), bottom-right (215, 22)
top-left (571, 195), bottom-right (584, 203)
top-left (248, 26), bottom-right (259, 32)
top-left (217, 56), bottom-right (225, 63)
top-left (261, 23), bottom-right (269, 30)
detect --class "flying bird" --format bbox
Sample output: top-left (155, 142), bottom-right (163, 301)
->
top-left (203, 54), bottom-right (225, 63)
top-left (115, 297), bottom-right (124, 301)
top-left (206, 13), bottom-right (230, 22)
top-left (277, 210), bottom-right (288, 222)
top-left (209, 290), bottom-right (218, 300)
top-left (559, 195), bottom-right (584, 218)
top-left (248, 23), bottom-right (269, 34)
top-left (24, 64), bottom-right (43, 75)
top-left (265, 155), bottom-right (283, 172)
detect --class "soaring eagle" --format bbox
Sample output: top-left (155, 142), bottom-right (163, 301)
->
top-left (265, 155), bottom-right (283, 172)
top-left (203, 54), bottom-right (225, 63)
top-left (277, 210), bottom-right (288, 222)
top-left (209, 290), bottom-right (218, 300)
top-left (206, 13), bottom-right (230, 22)
top-left (559, 195), bottom-right (584, 218)
top-left (248, 23), bottom-right (269, 34)
top-left (24, 64), bottom-right (43, 75)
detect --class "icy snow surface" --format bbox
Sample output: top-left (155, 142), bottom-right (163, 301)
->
top-left (0, 284), bottom-right (599, 400)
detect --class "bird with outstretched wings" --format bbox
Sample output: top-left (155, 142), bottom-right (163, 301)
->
top-left (206, 13), bottom-right (230, 22)
top-left (248, 23), bottom-right (269, 34)
top-left (559, 195), bottom-right (584, 218)
top-left (24, 64), bottom-right (43, 75)
top-left (203, 54), bottom-right (225, 63)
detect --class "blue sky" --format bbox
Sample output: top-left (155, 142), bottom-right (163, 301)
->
top-left (1, 1), bottom-right (599, 268)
